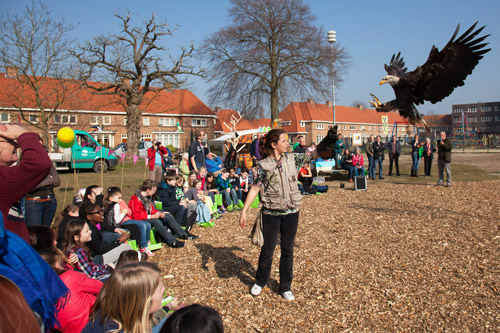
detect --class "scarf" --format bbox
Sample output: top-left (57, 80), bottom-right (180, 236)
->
top-left (0, 212), bottom-right (69, 330)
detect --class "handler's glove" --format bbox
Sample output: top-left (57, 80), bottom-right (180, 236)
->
top-left (316, 125), bottom-right (338, 159)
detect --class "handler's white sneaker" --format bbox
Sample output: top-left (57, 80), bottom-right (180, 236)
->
top-left (281, 291), bottom-right (295, 301)
top-left (250, 284), bottom-right (262, 296)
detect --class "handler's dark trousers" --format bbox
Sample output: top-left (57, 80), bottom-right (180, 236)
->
top-left (255, 211), bottom-right (299, 293)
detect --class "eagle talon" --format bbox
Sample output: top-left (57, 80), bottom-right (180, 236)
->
top-left (369, 94), bottom-right (382, 108)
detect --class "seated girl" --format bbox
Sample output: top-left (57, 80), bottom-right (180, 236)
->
top-left (63, 219), bottom-right (114, 281)
top-left (54, 204), bottom-right (80, 249)
top-left (40, 249), bottom-right (102, 333)
top-left (161, 304), bottom-right (224, 333)
top-left (185, 179), bottom-right (212, 224)
top-left (352, 147), bottom-right (366, 177)
top-left (81, 203), bottom-right (133, 265)
top-left (298, 162), bottom-right (313, 193)
top-left (83, 262), bottom-right (182, 333)
top-left (215, 169), bottom-right (242, 211)
top-left (341, 148), bottom-right (355, 182)
top-left (103, 187), bottom-right (154, 257)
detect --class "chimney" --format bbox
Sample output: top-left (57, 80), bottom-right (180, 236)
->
top-left (307, 98), bottom-right (314, 105)
top-left (326, 100), bottom-right (332, 107)
top-left (214, 107), bottom-right (221, 113)
top-left (6, 66), bottom-right (18, 78)
top-left (357, 104), bottom-right (363, 110)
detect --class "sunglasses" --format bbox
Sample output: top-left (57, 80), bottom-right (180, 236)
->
top-left (0, 139), bottom-right (20, 148)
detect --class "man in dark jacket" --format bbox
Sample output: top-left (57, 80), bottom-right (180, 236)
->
top-left (293, 136), bottom-right (306, 153)
top-left (365, 135), bottom-right (375, 179)
top-left (250, 133), bottom-right (262, 165)
top-left (385, 136), bottom-right (401, 176)
top-left (373, 135), bottom-right (385, 179)
top-left (436, 131), bottom-right (452, 186)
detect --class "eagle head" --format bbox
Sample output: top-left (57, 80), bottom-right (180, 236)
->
top-left (380, 75), bottom-right (400, 86)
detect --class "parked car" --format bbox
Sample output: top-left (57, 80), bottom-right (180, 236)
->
top-left (113, 141), bottom-right (153, 159)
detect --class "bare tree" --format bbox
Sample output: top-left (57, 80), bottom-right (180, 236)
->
top-left (201, 0), bottom-right (349, 121)
top-left (0, 1), bottom-right (77, 146)
top-left (73, 13), bottom-right (200, 156)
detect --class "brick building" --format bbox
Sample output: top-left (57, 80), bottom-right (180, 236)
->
top-left (279, 99), bottom-right (416, 147)
top-left (0, 71), bottom-right (217, 152)
top-left (451, 102), bottom-right (500, 135)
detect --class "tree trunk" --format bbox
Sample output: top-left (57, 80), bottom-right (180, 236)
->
top-left (270, 85), bottom-right (280, 123)
top-left (126, 104), bottom-right (142, 157)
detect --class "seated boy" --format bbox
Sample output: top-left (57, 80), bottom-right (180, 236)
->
top-left (157, 175), bottom-right (196, 228)
top-left (215, 169), bottom-right (243, 211)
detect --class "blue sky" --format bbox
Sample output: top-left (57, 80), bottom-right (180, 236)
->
top-left (2, 0), bottom-right (499, 115)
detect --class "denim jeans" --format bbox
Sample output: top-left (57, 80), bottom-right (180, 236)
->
top-left (342, 165), bottom-right (355, 180)
top-left (24, 197), bottom-right (58, 227)
top-left (222, 188), bottom-right (239, 206)
top-left (162, 214), bottom-right (188, 237)
top-left (165, 205), bottom-right (187, 226)
top-left (122, 220), bottom-right (151, 248)
top-left (354, 166), bottom-right (365, 177)
top-left (367, 156), bottom-right (375, 178)
top-left (411, 152), bottom-right (420, 171)
top-left (256, 212), bottom-right (299, 293)
top-left (142, 218), bottom-right (177, 246)
top-left (376, 157), bottom-right (384, 178)
top-left (101, 231), bottom-right (120, 243)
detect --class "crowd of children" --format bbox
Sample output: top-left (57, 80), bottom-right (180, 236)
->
top-left (16, 165), bottom-right (233, 332)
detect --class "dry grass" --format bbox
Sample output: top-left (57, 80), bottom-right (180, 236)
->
top-left (54, 153), bottom-right (500, 332)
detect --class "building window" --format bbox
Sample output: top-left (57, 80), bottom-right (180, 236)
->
top-left (466, 107), bottom-right (476, 112)
top-left (280, 121), bottom-right (291, 127)
top-left (454, 107), bottom-right (464, 112)
top-left (143, 117), bottom-right (150, 126)
top-left (350, 125), bottom-right (356, 130)
top-left (54, 114), bottom-right (77, 124)
top-left (316, 135), bottom-right (324, 143)
top-left (300, 121), bottom-right (305, 127)
top-left (91, 134), bottom-right (113, 148)
top-left (192, 119), bottom-right (207, 127)
top-left (343, 125), bottom-right (346, 130)
top-left (469, 117), bottom-right (477, 122)
top-left (316, 123), bottom-right (324, 130)
top-left (90, 116), bottom-right (111, 125)
top-left (123, 117), bottom-right (127, 125)
top-left (28, 114), bottom-right (38, 123)
top-left (159, 118), bottom-right (175, 126)
top-left (121, 134), bottom-right (127, 143)
top-left (155, 133), bottom-right (180, 148)
top-left (481, 116), bottom-right (492, 122)
top-left (141, 134), bottom-right (152, 141)
top-left (0, 113), bottom-right (9, 123)
top-left (495, 116), bottom-right (499, 121)
top-left (494, 106), bottom-right (500, 111)
top-left (481, 106), bottom-right (492, 112)
top-left (453, 117), bottom-right (460, 122)
top-left (360, 126), bottom-right (365, 131)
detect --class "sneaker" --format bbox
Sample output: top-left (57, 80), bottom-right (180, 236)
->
top-left (250, 284), bottom-right (262, 296)
top-left (379, 177), bottom-right (385, 179)
top-left (434, 182), bottom-right (442, 186)
top-left (140, 247), bottom-right (154, 257)
top-left (445, 183), bottom-right (451, 187)
top-left (217, 210), bottom-right (226, 215)
top-left (181, 232), bottom-right (199, 240)
top-left (238, 200), bottom-right (245, 209)
top-left (282, 291), bottom-right (295, 301)
top-left (169, 241), bottom-right (185, 248)
top-left (226, 204), bottom-right (234, 212)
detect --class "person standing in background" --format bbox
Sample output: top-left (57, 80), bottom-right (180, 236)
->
top-left (365, 135), bottom-right (375, 180)
top-left (423, 137), bottom-right (436, 176)
top-left (189, 130), bottom-right (208, 173)
top-left (385, 136), bottom-right (401, 176)
top-left (148, 140), bottom-right (169, 185)
top-left (250, 132), bottom-right (262, 166)
top-left (436, 131), bottom-right (452, 186)
top-left (373, 135), bottom-right (385, 180)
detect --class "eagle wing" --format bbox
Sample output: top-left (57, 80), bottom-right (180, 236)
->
top-left (407, 22), bottom-right (490, 105)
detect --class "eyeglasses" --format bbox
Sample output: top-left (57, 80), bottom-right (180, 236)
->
top-left (0, 139), bottom-right (19, 148)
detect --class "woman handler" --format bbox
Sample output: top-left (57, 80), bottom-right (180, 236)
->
top-left (239, 126), bottom-right (338, 301)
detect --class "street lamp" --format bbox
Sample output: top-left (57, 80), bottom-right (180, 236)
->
top-left (327, 30), bottom-right (336, 126)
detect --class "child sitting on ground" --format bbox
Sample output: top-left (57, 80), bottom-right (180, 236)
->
top-left (185, 179), bottom-right (213, 224)
top-left (239, 168), bottom-right (250, 202)
top-left (83, 262), bottom-right (183, 333)
top-left (215, 169), bottom-right (243, 212)
top-left (63, 219), bottom-right (114, 281)
top-left (103, 187), bottom-right (154, 257)
top-left (40, 249), bottom-right (102, 332)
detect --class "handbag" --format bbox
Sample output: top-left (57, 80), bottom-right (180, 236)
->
top-left (250, 209), bottom-right (264, 247)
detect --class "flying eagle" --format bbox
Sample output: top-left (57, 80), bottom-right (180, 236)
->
top-left (370, 22), bottom-right (490, 130)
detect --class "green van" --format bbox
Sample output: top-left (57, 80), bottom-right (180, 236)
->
top-left (49, 130), bottom-right (118, 172)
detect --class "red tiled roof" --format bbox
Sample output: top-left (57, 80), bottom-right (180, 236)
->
top-left (423, 114), bottom-right (452, 126)
top-left (216, 109), bottom-right (271, 133)
top-left (280, 101), bottom-right (411, 132)
top-left (0, 73), bottom-right (215, 116)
